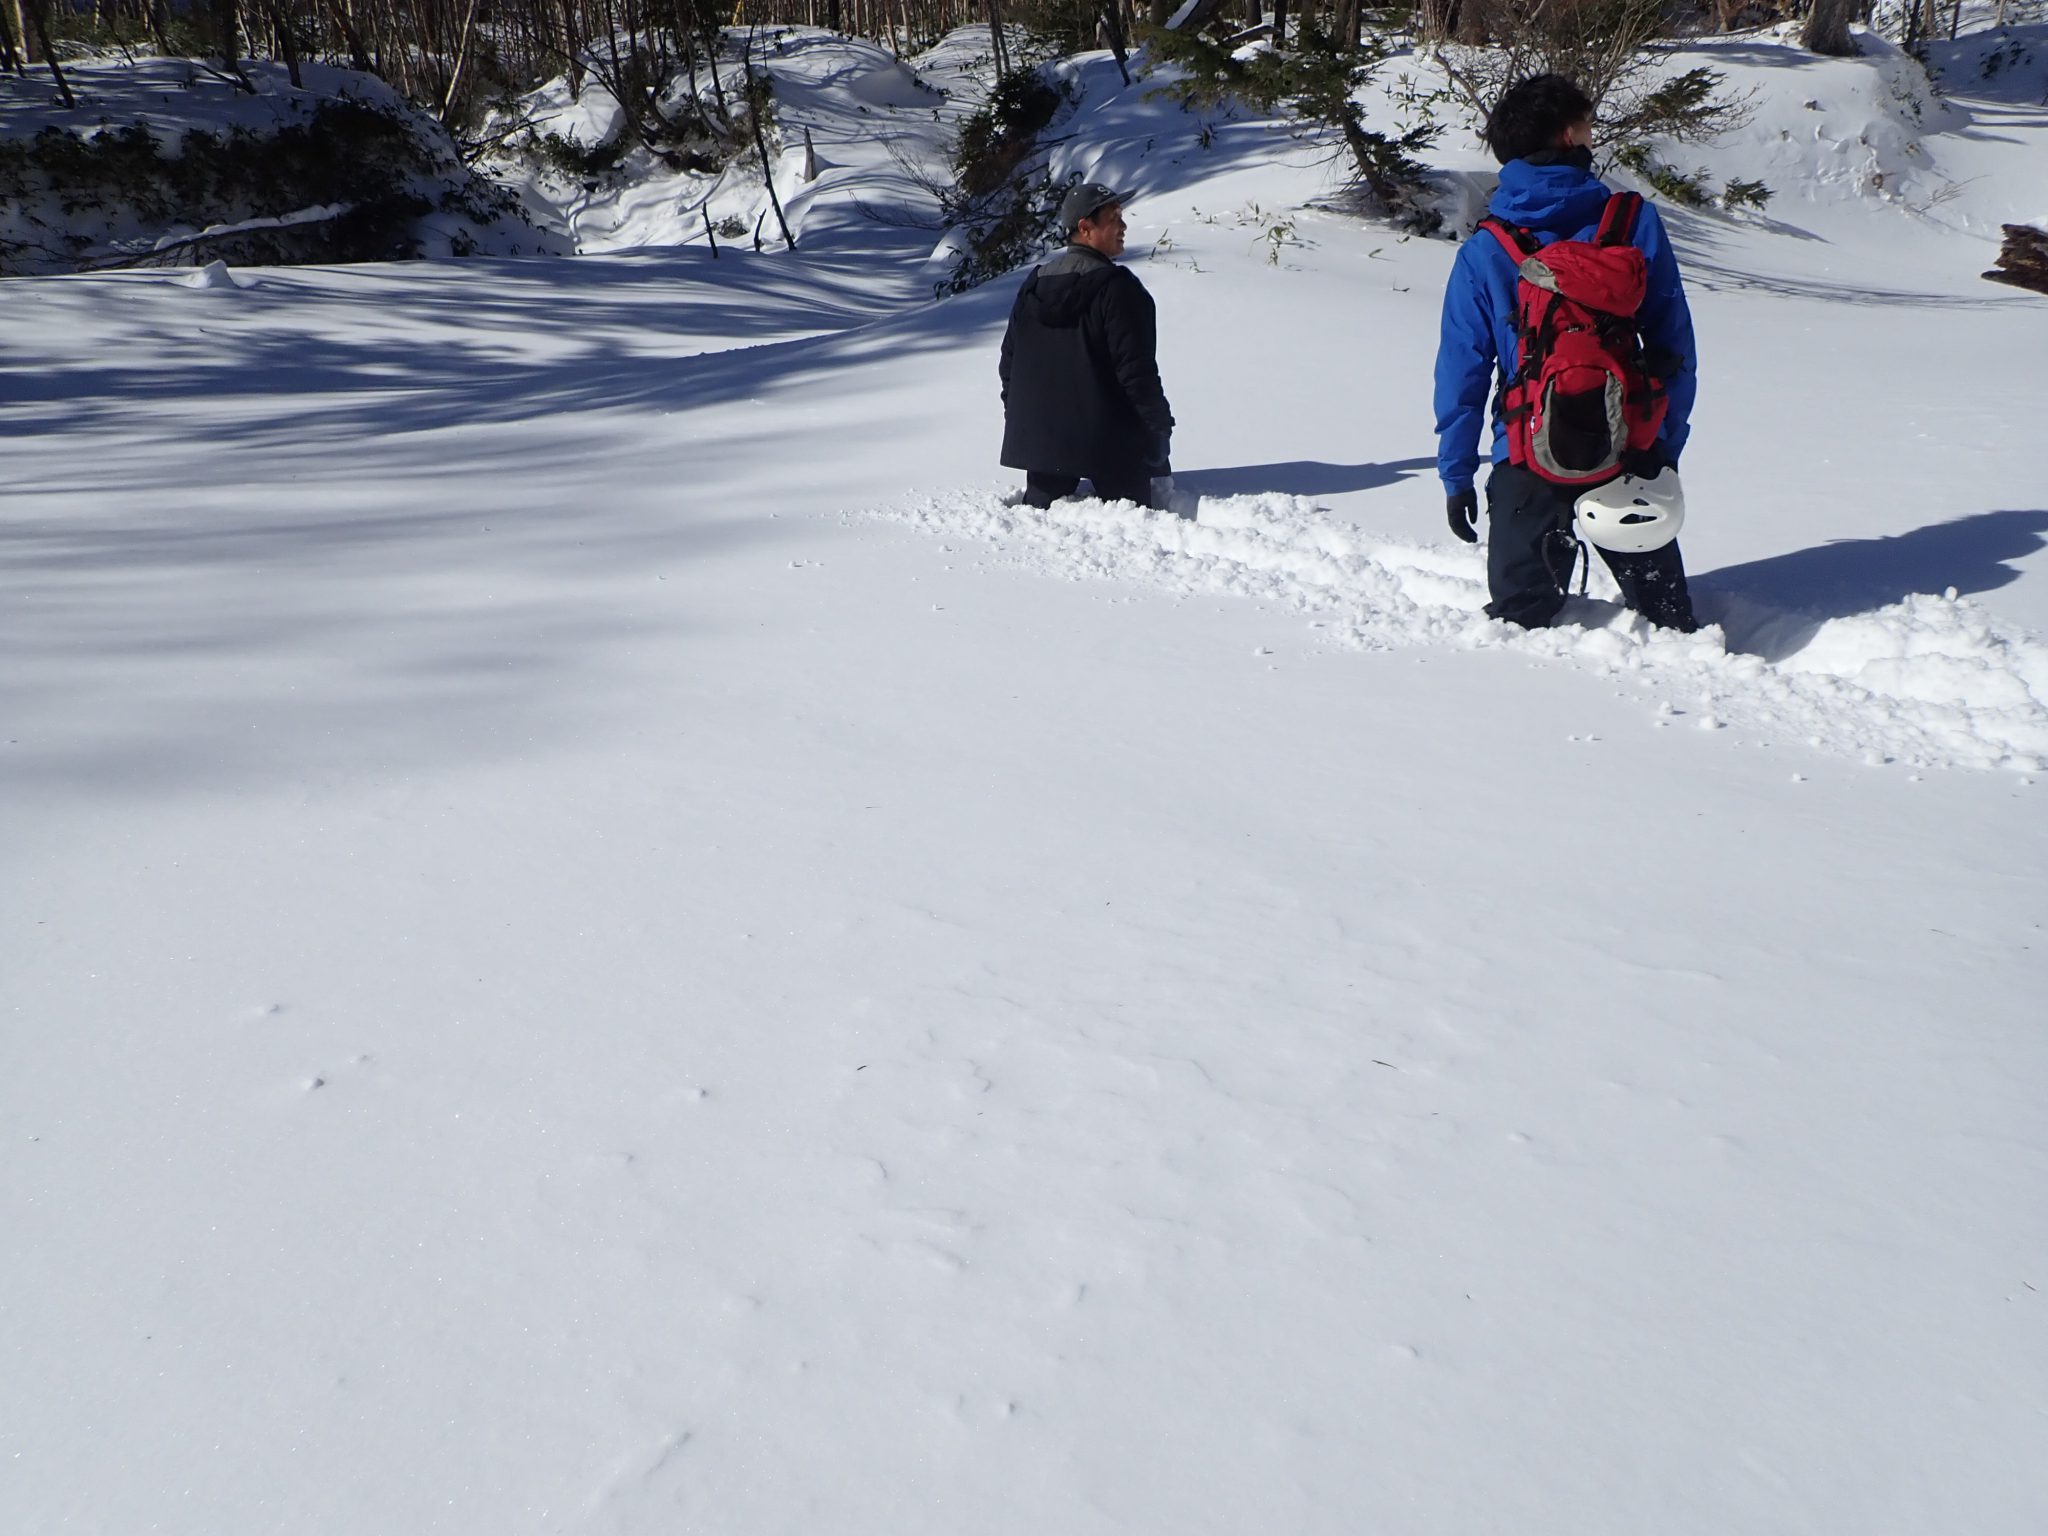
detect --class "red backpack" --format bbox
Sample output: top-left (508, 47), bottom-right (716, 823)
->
top-left (1481, 192), bottom-right (1668, 487)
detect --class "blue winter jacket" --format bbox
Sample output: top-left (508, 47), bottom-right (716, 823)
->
top-left (1433, 158), bottom-right (1697, 495)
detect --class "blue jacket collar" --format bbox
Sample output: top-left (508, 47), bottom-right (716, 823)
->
top-left (1489, 157), bottom-right (1613, 236)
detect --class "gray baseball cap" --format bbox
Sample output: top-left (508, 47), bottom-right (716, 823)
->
top-left (1058, 181), bottom-right (1133, 234)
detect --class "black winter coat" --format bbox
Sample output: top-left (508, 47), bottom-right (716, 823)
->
top-left (999, 245), bottom-right (1174, 480)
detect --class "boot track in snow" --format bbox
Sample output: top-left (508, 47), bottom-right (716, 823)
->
top-left (876, 490), bottom-right (2048, 774)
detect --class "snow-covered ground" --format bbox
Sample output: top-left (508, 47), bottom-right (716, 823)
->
top-left (3, 24), bottom-right (2046, 1535)
top-left (482, 25), bottom-right (956, 255)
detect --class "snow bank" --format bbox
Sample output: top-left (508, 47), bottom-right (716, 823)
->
top-left (0, 57), bottom-right (551, 273)
top-left (176, 257), bottom-right (254, 289)
top-left (881, 490), bottom-right (2048, 771)
top-left (1617, 25), bottom-right (2048, 243)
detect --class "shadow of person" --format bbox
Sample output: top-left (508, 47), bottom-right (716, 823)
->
top-left (1175, 457), bottom-right (1436, 500)
top-left (1696, 509), bottom-right (2048, 661)
top-left (1699, 509), bottom-right (2048, 615)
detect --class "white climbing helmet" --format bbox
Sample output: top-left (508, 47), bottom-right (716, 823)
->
top-left (1573, 466), bottom-right (1686, 554)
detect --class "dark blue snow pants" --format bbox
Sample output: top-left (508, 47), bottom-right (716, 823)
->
top-left (1485, 463), bottom-right (1697, 632)
top-left (1025, 470), bottom-right (1155, 510)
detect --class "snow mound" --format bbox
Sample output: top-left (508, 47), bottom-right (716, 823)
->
top-left (176, 259), bottom-right (253, 290)
top-left (882, 489), bottom-right (2048, 772)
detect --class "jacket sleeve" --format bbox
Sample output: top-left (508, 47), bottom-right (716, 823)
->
top-left (998, 300), bottom-right (1017, 407)
top-left (1632, 203), bottom-right (1696, 463)
top-left (1433, 239), bottom-right (1498, 496)
top-left (1097, 271), bottom-right (1175, 445)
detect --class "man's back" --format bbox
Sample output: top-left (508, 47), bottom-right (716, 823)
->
top-left (999, 244), bottom-right (1172, 482)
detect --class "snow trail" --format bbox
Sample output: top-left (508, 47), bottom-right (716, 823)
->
top-left (880, 489), bottom-right (2048, 772)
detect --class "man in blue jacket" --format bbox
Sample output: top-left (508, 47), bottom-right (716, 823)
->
top-left (1434, 75), bottom-right (1699, 632)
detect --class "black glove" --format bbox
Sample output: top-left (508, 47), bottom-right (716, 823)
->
top-left (1148, 434), bottom-right (1172, 477)
top-left (1625, 444), bottom-right (1674, 479)
top-left (1447, 487), bottom-right (1479, 544)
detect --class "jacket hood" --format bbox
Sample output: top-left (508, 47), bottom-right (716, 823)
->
top-left (1024, 244), bottom-right (1117, 326)
top-left (1488, 157), bottom-right (1614, 236)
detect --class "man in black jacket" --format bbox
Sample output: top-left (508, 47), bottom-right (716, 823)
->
top-left (999, 182), bottom-right (1175, 510)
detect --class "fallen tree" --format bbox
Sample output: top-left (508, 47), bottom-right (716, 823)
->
top-left (1983, 224), bottom-right (2048, 296)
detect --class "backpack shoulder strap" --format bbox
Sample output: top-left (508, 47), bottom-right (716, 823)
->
top-left (1594, 192), bottom-right (1643, 247)
top-left (1479, 216), bottom-right (1538, 263)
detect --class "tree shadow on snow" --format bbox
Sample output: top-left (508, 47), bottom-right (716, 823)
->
top-left (1655, 204), bottom-right (2036, 308)
top-left (1697, 508), bottom-right (2048, 660)
top-left (1921, 25), bottom-right (2048, 111)
top-left (0, 251), bottom-right (997, 448)
top-left (0, 250), bottom-right (1017, 804)
top-left (1176, 457), bottom-right (1436, 499)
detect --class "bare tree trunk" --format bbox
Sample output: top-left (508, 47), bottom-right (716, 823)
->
top-left (987, 0), bottom-right (1008, 76)
top-left (270, 2), bottom-right (303, 87)
top-left (25, 0), bottom-right (75, 106)
top-left (1098, 0), bottom-right (1130, 85)
top-left (441, 0), bottom-right (484, 125)
top-left (561, 0), bottom-right (584, 95)
top-left (212, 0), bottom-right (255, 91)
top-left (323, 0), bottom-right (375, 73)
top-left (704, 28), bottom-right (732, 120)
top-left (1801, 0), bottom-right (1858, 56)
top-left (743, 36), bottom-right (797, 249)
top-left (0, 0), bottom-right (25, 73)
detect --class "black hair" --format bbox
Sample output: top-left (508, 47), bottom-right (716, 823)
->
top-left (1483, 74), bottom-right (1595, 165)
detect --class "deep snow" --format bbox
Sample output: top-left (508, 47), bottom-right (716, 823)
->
top-left (3, 23), bottom-right (2046, 1536)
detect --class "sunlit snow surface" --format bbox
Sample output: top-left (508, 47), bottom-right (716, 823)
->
top-left (3, 20), bottom-right (2046, 1536)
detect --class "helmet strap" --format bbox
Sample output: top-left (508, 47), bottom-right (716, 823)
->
top-left (1544, 522), bottom-right (1591, 600)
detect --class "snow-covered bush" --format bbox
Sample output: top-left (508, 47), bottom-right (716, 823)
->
top-left (928, 65), bottom-right (1078, 293)
top-left (952, 67), bottom-right (1070, 197)
top-left (1141, 20), bottom-right (1444, 228)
